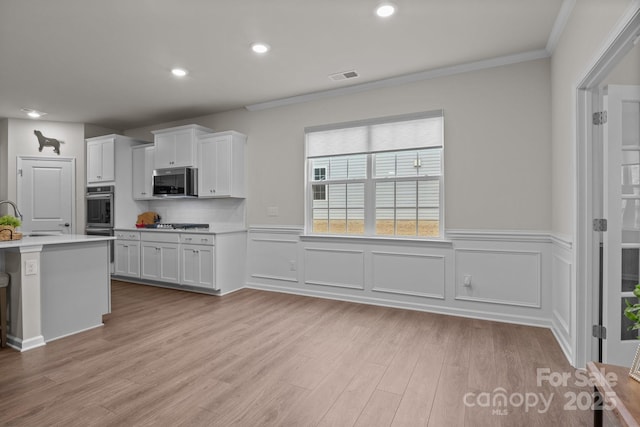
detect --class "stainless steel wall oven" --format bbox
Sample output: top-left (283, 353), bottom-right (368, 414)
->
top-left (86, 185), bottom-right (114, 260)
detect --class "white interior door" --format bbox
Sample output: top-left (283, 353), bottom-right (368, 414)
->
top-left (17, 157), bottom-right (75, 234)
top-left (603, 84), bottom-right (640, 366)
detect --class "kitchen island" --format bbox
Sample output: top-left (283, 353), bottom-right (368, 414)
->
top-left (0, 234), bottom-right (114, 351)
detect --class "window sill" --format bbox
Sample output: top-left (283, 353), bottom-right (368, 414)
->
top-left (300, 233), bottom-right (453, 247)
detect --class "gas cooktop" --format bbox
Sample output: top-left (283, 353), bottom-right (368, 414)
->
top-left (149, 223), bottom-right (209, 230)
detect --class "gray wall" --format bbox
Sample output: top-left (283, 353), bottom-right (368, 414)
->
top-left (126, 57), bottom-right (552, 232)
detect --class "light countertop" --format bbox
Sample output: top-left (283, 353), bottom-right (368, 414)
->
top-left (0, 234), bottom-right (114, 249)
top-left (115, 226), bottom-right (246, 235)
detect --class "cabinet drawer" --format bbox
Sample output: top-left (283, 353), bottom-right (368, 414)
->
top-left (180, 233), bottom-right (215, 245)
top-left (115, 230), bottom-right (140, 241)
top-left (141, 232), bottom-right (181, 244)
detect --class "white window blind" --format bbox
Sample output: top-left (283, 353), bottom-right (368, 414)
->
top-left (306, 111), bottom-right (443, 158)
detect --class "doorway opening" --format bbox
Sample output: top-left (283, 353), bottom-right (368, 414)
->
top-left (576, 7), bottom-right (640, 368)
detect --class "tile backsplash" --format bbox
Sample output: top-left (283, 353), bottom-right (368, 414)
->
top-left (147, 198), bottom-right (245, 226)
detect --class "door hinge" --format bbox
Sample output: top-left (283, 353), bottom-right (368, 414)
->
top-left (592, 325), bottom-right (607, 339)
top-left (17, 169), bottom-right (22, 177)
top-left (593, 218), bottom-right (608, 232)
top-left (593, 111), bottom-right (608, 125)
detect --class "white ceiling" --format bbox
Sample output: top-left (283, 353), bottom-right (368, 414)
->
top-left (0, 0), bottom-right (565, 130)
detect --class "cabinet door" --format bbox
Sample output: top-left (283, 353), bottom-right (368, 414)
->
top-left (100, 138), bottom-right (115, 181)
top-left (141, 243), bottom-right (161, 280)
top-left (198, 135), bottom-right (232, 197)
top-left (181, 244), bottom-right (215, 288)
top-left (159, 243), bottom-right (180, 282)
top-left (87, 138), bottom-right (114, 183)
top-left (154, 133), bottom-right (176, 169)
top-left (132, 146), bottom-right (155, 200)
top-left (198, 137), bottom-right (217, 197)
top-left (155, 130), bottom-right (195, 169)
top-left (87, 141), bottom-right (103, 182)
top-left (172, 130), bottom-right (195, 167)
top-left (114, 241), bottom-right (129, 276)
top-left (114, 241), bottom-right (140, 277)
top-left (214, 137), bottom-right (232, 196)
top-left (197, 245), bottom-right (215, 289)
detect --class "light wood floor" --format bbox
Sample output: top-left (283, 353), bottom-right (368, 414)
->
top-left (0, 281), bottom-right (592, 426)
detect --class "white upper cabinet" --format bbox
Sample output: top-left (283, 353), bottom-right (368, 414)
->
top-left (152, 124), bottom-right (213, 169)
top-left (132, 144), bottom-right (155, 200)
top-left (197, 131), bottom-right (246, 198)
top-left (86, 136), bottom-right (115, 183)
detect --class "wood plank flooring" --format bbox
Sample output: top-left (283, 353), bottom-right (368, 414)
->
top-left (0, 280), bottom-right (593, 426)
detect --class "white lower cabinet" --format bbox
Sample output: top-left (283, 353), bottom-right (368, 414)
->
top-left (113, 229), bottom-right (245, 294)
top-left (180, 233), bottom-right (215, 289)
top-left (180, 244), bottom-right (215, 289)
top-left (114, 231), bottom-right (141, 278)
top-left (114, 240), bottom-right (140, 277)
top-left (141, 241), bottom-right (180, 282)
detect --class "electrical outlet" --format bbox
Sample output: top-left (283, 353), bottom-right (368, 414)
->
top-left (25, 259), bottom-right (38, 276)
top-left (463, 275), bottom-right (472, 287)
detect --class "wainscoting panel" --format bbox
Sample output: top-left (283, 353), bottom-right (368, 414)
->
top-left (247, 228), bottom-right (301, 283)
top-left (550, 237), bottom-right (573, 364)
top-left (371, 251), bottom-right (445, 299)
top-left (304, 247), bottom-right (365, 290)
top-left (455, 249), bottom-right (541, 308)
top-left (552, 254), bottom-right (571, 337)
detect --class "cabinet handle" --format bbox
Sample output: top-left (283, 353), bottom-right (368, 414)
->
top-left (185, 237), bottom-right (192, 241)
top-left (201, 238), bottom-right (208, 243)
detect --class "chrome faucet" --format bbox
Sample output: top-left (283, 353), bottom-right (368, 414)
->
top-left (0, 200), bottom-right (23, 221)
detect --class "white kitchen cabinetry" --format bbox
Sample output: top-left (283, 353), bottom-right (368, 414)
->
top-left (132, 144), bottom-right (155, 200)
top-left (112, 229), bottom-right (246, 294)
top-left (180, 233), bottom-right (215, 289)
top-left (197, 131), bottom-right (246, 198)
top-left (140, 232), bottom-right (180, 283)
top-left (152, 124), bottom-right (213, 169)
top-left (114, 231), bottom-right (140, 278)
top-left (86, 136), bottom-right (115, 183)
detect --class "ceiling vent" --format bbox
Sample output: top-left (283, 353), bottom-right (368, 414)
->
top-left (329, 70), bottom-right (359, 82)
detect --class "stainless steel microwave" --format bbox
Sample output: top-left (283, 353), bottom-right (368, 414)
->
top-left (153, 167), bottom-right (198, 197)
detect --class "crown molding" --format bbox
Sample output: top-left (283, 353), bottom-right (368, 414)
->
top-left (545, 0), bottom-right (576, 55)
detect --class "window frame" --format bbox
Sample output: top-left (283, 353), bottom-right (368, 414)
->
top-left (304, 111), bottom-right (444, 240)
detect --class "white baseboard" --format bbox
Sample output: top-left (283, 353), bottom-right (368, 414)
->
top-left (8, 334), bottom-right (46, 352)
top-left (246, 281), bottom-right (553, 330)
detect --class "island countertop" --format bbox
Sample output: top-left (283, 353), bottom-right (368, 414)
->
top-left (0, 234), bottom-right (115, 249)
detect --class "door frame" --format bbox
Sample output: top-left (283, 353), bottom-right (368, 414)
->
top-left (575, 4), bottom-right (640, 368)
top-left (16, 156), bottom-right (77, 234)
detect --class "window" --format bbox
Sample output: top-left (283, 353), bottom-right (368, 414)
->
top-left (306, 111), bottom-right (444, 238)
top-left (312, 167), bottom-right (326, 200)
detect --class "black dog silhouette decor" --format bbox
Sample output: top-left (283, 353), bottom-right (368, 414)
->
top-left (34, 130), bottom-right (64, 155)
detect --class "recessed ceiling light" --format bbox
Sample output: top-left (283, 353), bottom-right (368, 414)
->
top-left (21, 108), bottom-right (46, 118)
top-left (376, 2), bottom-right (396, 17)
top-left (251, 42), bottom-right (270, 54)
top-left (171, 68), bottom-right (188, 77)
